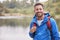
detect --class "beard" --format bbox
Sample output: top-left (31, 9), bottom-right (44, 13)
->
top-left (36, 12), bottom-right (44, 17)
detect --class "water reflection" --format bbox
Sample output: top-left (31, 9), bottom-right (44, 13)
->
top-left (0, 16), bottom-right (32, 27)
top-left (0, 26), bottom-right (32, 40)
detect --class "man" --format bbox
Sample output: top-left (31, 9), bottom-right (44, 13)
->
top-left (29, 3), bottom-right (59, 40)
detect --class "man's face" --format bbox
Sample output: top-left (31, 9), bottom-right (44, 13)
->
top-left (34, 5), bottom-right (44, 17)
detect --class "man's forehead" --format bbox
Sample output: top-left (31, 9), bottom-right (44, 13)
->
top-left (34, 5), bottom-right (43, 8)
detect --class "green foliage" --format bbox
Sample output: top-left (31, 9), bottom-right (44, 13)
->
top-left (56, 0), bottom-right (60, 2)
top-left (20, 7), bottom-right (34, 15)
top-left (2, 0), bottom-right (32, 9)
top-left (0, 3), bottom-right (4, 12)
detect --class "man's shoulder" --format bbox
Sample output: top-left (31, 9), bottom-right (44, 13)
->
top-left (50, 18), bottom-right (56, 23)
top-left (31, 17), bottom-right (36, 22)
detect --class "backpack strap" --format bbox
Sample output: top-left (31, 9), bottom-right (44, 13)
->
top-left (46, 16), bottom-right (54, 40)
top-left (47, 16), bottom-right (52, 30)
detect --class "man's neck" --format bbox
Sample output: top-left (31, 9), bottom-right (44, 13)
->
top-left (37, 15), bottom-right (44, 20)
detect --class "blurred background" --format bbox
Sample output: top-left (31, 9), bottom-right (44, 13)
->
top-left (0, 0), bottom-right (60, 40)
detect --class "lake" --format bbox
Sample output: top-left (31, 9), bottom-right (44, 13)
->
top-left (0, 26), bottom-right (32, 40)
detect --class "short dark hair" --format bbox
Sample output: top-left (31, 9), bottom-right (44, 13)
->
top-left (34, 3), bottom-right (44, 7)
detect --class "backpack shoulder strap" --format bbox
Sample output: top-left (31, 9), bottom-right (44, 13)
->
top-left (46, 16), bottom-right (52, 31)
top-left (46, 16), bottom-right (54, 40)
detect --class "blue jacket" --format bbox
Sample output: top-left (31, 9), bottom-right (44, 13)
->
top-left (29, 13), bottom-right (59, 40)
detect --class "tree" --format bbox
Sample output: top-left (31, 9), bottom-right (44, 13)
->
top-left (0, 3), bottom-right (4, 16)
top-left (53, 0), bottom-right (56, 3)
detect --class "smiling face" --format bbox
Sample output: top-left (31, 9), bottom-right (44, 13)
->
top-left (34, 4), bottom-right (44, 17)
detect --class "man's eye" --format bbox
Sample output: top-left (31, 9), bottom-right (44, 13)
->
top-left (36, 9), bottom-right (38, 10)
top-left (36, 9), bottom-right (42, 10)
top-left (39, 9), bottom-right (42, 10)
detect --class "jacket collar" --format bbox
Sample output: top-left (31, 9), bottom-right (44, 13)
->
top-left (33, 15), bottom-right (48, 24)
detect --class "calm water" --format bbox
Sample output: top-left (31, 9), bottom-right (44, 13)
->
top-left (0, 26), bottom-right (32, 40)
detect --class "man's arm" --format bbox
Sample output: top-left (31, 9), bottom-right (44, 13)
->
top-left (29, 22), bottom-right (36, 38)
top-left (50, 18), bottom-right (59, 40)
